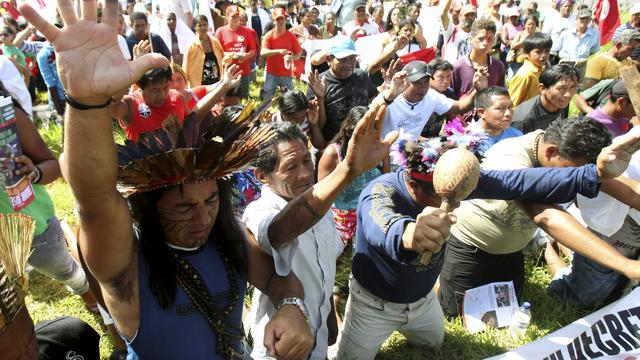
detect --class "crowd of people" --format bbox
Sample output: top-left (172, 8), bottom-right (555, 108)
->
top-left (2, 0), bottom-right (640, 359)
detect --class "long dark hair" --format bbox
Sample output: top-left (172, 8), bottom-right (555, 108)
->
top-left (331, 106), bottom-right (367, 160)
top-left (128, 179), bottom-right (247, 309)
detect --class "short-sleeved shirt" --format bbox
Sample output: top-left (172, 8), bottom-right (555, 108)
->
top-left (578, 78), bottom-right (616, 112)
top-left (512, 95), bottom-right (569, 134)
top-left (443, 23), bottom-right (471, 65)
top-left (508, 59), bottom-right (543, 107)
top-left (451, 131), bottom-right (543, 255)
top-left (120, 89), bottom-right (187, 142)
top-left (451, 55), bottom-right (505, 99)
top-left (125, 32), bottom-right (171, 60)
top-left (215, 26), bottom-right (257, 76)
top-left (186, 86), bottom-right (207, 111)
top-left (586, 108), bottom-right (630, 137)
top-left (584, 53), bottom-right (633, 82)
top-left (484, 127), bottom-right (523, 151)
top-left (380, 90), bottom-right (454, 139)
top-left (316, 68), bottom-right (378, 140)
top-left (262, 29), bottom-right (302, 77)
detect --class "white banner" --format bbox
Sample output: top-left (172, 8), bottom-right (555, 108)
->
top-left (489, 287), bottom-right (640, 360)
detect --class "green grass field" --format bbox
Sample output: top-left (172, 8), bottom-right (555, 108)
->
top-left (27, 70), bottom-right (609, 359)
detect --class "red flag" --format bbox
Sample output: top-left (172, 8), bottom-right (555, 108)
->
top-left (399, 48), bottom-right (437, 65)
top-left (594, 0), bottom-right (620, 45)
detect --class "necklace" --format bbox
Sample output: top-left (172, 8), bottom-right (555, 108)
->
top-left (172, 242), bottom-right (244, 359)
top-left (533, 133), bottom-right (543, 167)
top-left (403, 97), bottom-right (421, 110)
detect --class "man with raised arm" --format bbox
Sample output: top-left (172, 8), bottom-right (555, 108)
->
top-left (19, 1), bottom-right (315, 359)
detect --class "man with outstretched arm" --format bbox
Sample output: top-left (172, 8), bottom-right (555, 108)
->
top-left (19, 0), bottom-right (313, 359)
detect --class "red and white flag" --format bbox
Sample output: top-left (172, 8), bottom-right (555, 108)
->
top-left (594, 0), bottom-right (620, 45)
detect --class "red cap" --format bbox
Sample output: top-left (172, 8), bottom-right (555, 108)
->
top-left (272, 7), bottom-right (287, 20)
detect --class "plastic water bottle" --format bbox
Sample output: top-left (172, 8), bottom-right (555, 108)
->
top-left (509, 302), bottom-right (531, 338)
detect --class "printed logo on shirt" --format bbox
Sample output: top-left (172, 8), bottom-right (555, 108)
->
top-left (138, 103), bottom-right (151, 118)
top-left (237, 35), bottom-right (245, 42)
top-left (65, 351), bottom-right (84, 360)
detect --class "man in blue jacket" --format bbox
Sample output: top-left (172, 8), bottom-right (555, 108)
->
top-left (336, 118), bottom-right (640, 358)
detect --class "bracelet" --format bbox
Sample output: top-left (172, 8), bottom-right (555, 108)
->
top-left (64, 93), bottom-right (115, 110)
top-left (383, 95), bottom-right (394, 105)
top-left (278, 297), bottom-right (309, 322)
top-left (32, 165), bottom-right (42, 184)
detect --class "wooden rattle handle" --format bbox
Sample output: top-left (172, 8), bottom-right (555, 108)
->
top-left (418, 198), bottom-right (452, 265)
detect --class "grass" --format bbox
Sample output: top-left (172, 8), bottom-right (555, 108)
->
top-left (27, 68), bottom-right (611, 359)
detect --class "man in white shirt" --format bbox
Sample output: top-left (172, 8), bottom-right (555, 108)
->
top-left (341, 0), bottom-right (379, 39)
top-left (243, 107), bottom-right (397, 359)
top-left (153, 0), bottom-right (193, 27)
top-left (380, 60), bottom-right (484, 141)
top-left (443, 4), bottom-right (476, 65)
top-left (542, 0), bottom-right (575, 48)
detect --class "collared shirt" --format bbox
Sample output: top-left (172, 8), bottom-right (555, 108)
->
top-left (342, 18), bottom-right (380, 37)
top-left (182, 34), bottom-right (224, 87)
top-left (585, 52), bottom-right (634, 82)
top-left (553, 27), bottom-right (600, 60)
top-left (243, 186), bottom-right (343, 360)
top-left (508, 59), bottom-right (543, 107)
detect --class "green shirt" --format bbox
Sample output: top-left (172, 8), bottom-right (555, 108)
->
top-left (1, 45), bottom-right (27, 69)
top-left (0, 184), bottom-right (56, 236)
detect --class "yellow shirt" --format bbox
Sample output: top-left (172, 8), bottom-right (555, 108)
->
top-left (451, 131), bottom-right (543, 254)
top-left (508, 59), bottom-right (542, 107)
top-left (182, 34), bottom-right (225, 87)
top-left (584, 53), bottom-right (633, 82)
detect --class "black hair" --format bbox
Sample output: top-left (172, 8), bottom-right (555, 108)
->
top-left (278, 90), bottom-right (309, 114)
top-left (522, 15), bottom-right (539, 27)
top-left (428, 57), bottom-right (453, 72)
top-left (397, 18), bottom-right (416, 32)
top-left (370, 5), bottom-right (383, 16)
top-left (131, 11), bottom-right (148, 23)
top-left (523, 32), bottom-right (552, 53)
top-left (253, 121), bottom-right (308, 175)
top-left (136, 67), bottom-right (173, 89)
top-left (332, 106), bottom-right (367, 159)
top-left (3, 16), bottom-right (18, 33)
top-left (297, 8), bottom-right (310, 23)
top-left (194, 14), bottom-right (209, 24)
top-left (127, 108), bottom-right (249, 309)
top-left (543, 117), bottom-right (612, 163)
top-left (407, 3), bottom-right (421, 14)
top-left (385, 6), bottom-right (403, 32)
top-left (539, 64), bottom-right (579, 88)
top-left (474, 86), bottom-right (509, 109)
top-left (470, 17), bottom-right (497, 36)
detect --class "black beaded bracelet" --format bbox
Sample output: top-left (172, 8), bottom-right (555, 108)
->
top-left (383, 95), bottom-right (394, 105)
top-left (64, 93), bottom-right (115, 110)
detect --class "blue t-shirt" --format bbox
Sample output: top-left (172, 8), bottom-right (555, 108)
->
top-left (354, 166), bottom-right (599, 303)
top-left (483, 127), bottom-right (523, 153)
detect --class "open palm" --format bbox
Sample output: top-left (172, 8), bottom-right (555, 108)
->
top-left (344, 103), bottom-right (398, 176)
top-left (19, 0), bottom-right (168, 105)
top-left (598, 130), bottom-right (640, 179)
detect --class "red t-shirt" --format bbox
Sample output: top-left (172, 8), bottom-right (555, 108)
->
top-left (186, 86), bottom-right (208, 112)
top-left (120, 89), bottom-right (187, 142)
top-left (215, 26), bottom-right (257, 76)
top-left (263, 29), bottom-right (301, 77)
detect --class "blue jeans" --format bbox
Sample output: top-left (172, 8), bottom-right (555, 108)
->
top-left (549, 216), bottom-right (640, 307)
top-left (261, 73), bottom-right (294, 100)
top-left (28, 217), bottom-right (89, 295)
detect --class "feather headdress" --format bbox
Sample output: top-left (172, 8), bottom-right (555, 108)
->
top-left (390, 118), bottom-right (488, 181)
top-left (117, 100), bottom-right (276, 196)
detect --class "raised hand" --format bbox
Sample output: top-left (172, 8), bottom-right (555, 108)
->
top-left (132, 39), bottom-right (151, 59)
top-left (18, 0), bottom-right (168, 106)
top-left (307, 99), bottom-right (319, 125)
top-left (387, 70), bottom-right (410, 99)
top-left (307, 69), bottom-right (326, 98)
top-left (343, 103), bottom-right (398, 177)
top-left (221, 64), bottom-right (242, 89)
top-left (598, 129), bottom-right (640, 179)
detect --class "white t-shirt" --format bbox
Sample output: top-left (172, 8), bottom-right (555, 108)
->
top-left (342, 19), bottom-right (380, 37)
top-left (380, 89), bottom-right (454, 139)
top-left (443, 22), bottom-right (471, 65)
top-left (574, 127), bottom-right (640, 236)
top-left (417, 5), bottom-right (444, 48)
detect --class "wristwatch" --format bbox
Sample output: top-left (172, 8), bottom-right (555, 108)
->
top-left (278, 297), bottom-right (309, 322)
